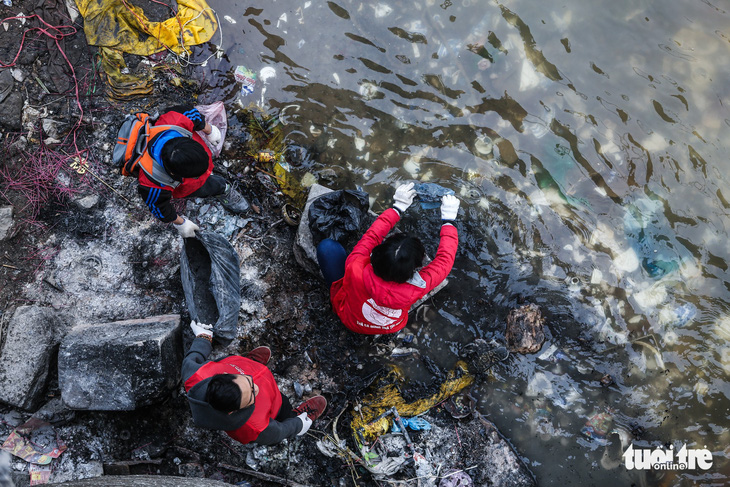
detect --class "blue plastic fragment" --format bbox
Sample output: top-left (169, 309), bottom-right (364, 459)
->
top-left (392, 416), bottom-right (432, 433)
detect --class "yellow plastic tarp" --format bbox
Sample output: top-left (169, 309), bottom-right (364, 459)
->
top-left (74, 0), bottom-right (218, 99)
top-left (351, 362), bottom-right (474, 443)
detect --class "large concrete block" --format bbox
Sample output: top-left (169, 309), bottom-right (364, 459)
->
top-left (0, 306), bottom-right (68, 410)
top-left (58, 315), bottom-right (181, 411)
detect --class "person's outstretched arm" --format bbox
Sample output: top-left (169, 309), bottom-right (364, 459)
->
top-left (348, 183), bottom-right (417, 262)
top-left (181, 321), bottom-right (214, 383)
top-left (418, 195), bottom-right (460, 292)
top-left (253, 417), bottom-right (305, 445)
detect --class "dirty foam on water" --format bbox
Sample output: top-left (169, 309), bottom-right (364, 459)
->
top-left (200, 0), bottom-right (730, 484)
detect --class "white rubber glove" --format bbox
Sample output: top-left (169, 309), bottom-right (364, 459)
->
top-left (393, 182), bottom-right (416, 213)
top-left (190, 320), bottom-right (214, 338)
top-left (440, 194), bottom-right (460, 221)
top-left (206, 125), bottom-right (222, 146)
top-left (297, 412), bottom-right (312, 436)
top-left (173, 217), bottom-right (199, 238)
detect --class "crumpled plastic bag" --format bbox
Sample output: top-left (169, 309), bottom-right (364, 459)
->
top-left (308, 189), bottom-right (369, 245)
top-left (391, 416), bottom-right (432, 432)
top-left (360, 445), bottom-right (406, 476)
top-left (439, 469), bottom-right (473, 487)
top-left (180, 232), bottom-right (240, 346)
top-left (414, 182), bottom-right (455, 210)
top-left (195, 101), bottom-right (227, 157)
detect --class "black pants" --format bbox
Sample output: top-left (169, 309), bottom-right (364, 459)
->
top-left (276, 393), bottom-right (297, 421)
top-left (187, 174), bottom-right (227, 198)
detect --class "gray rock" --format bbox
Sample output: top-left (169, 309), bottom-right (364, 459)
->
top-left (293, 183), bottom-right (334, 276)
top-left (58, 315), bottom-right (182, 411)
top-left (51, 475), bottom-right (232, 486)
top-left (0, 451), bottom-right (12, 487)
top-left (505, 303), bottom-right (546, 354)
top-left (73, 195), bottom-right (99, 210)
top-left (0, 69), bottom-right (12, 103)
top-left (0, 306), bottom-right (68, 410)
top-left (47, 456), bottom-right (103, 486)
top-left (32, 397), bottom-right (76, 426)
top-left (0, 92), bottom-right (23, 131)
top-left (0, 206), bottom-right (13, 241)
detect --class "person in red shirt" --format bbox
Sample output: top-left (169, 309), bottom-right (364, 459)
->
top-left (182, 321), bottom-right (327, 445)
top-left (316, 183), bottom-right (460, 335)
top-left (136, 106), bottom-right (250, 238)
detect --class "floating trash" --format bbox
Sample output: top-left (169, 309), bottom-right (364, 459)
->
top-left (260, 66), bottom-right (276, 83)
top-left (234, 66), bottom-right (256, 96)
top-left (659, 303), bottom-right (697, 327)
top-left (474, 135), bottom-right (493, 155)
top-left (444, 391), bottom-right (476, 419)
top-left (581, 410), bottom-right (613, 445)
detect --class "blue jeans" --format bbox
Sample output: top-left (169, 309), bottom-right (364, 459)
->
top-left (317, 239), bottom-right (347, 288)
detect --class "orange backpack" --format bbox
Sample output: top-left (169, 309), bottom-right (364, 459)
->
top-left (112, 112), bottom-right (191, 177)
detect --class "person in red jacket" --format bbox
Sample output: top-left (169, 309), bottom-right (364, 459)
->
top-left (182, 321), bottom-right (327, 445)
top-left (316, 183), bottom-right (460, 335)
top-left (136, 105), bottom-right (250, 238)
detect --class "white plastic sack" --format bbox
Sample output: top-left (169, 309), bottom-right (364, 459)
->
top-left (195, 101), bottom-right (227, 157)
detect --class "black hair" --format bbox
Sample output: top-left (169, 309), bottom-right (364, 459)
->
top-left (160, 138), bottom-right (208, 179)
top-left (370, 233), bottom-right (425, 283)
top-left (205, 374), bottom-right (242, 412)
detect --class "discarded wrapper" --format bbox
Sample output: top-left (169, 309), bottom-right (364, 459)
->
top-left (1, 418), bottom-right (67, 465)
top-left (29, 463), bottom-right (52, 486)
top-left (234, 66), bottom-right (256, 96)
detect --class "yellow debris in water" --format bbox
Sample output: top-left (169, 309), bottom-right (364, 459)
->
top-left (351, 361), bottom-right (474, 443)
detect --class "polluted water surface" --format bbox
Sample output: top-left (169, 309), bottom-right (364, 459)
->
top-left (191, 0), bottom-right (730, 485)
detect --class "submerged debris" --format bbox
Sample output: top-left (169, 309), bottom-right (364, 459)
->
top-left (505, 304), bottom-right (546, 354)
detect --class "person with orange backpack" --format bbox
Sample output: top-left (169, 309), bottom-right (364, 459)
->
top-left (115, 105), bottom-right (250, 238)
top-left (182, 321), bottom-right (327, 445)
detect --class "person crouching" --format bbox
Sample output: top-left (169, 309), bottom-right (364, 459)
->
top-left (316, 182), bottom-right (460, 335)
top-left (182, 321), bottom-right (327, 445)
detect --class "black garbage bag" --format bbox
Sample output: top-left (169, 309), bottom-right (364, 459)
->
top-left (180, 232), bottom-right (241, 346)
top-left (308, 189), bottom-right (370, 245)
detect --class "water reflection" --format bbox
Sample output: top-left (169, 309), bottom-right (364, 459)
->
top-left (200, 0), bottom-right (730, 484)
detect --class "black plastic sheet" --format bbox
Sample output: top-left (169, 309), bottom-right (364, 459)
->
top-left (307, 189), bottom-right (370, 245)
top-left (180, 232), bottom-right (240, 345)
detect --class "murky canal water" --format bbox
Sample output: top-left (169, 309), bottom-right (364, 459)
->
top-left (195, 0), bottom-right (730, 484)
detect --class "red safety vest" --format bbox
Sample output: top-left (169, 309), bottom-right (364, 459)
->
top-left (184, 356), bottom-right (282, 444)
top-left (138, 111), bottom-right (214, 198)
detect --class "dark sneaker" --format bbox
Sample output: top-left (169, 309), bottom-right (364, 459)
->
top-left (292, 395), bottom-right (327, 422)
top-left (217, 185), bottom-right (250, 214)
top-left (246, 346), bottom-right (271, 365)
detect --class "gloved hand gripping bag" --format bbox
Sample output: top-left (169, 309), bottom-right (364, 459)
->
top-left (195, 101), bottom-right (227, 157)
top-left (180, 232), bottom-right (241, 345)
top-left (307, 189), bottom-right (370, 246)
